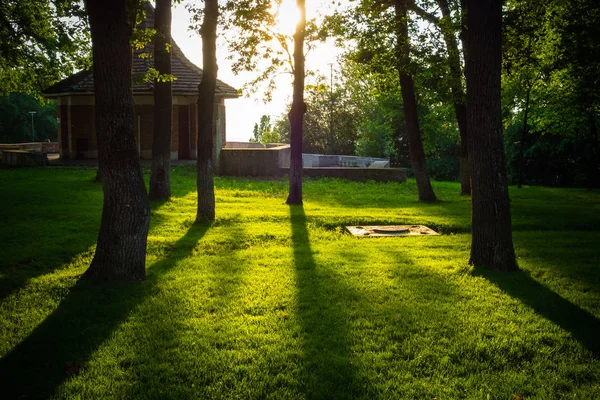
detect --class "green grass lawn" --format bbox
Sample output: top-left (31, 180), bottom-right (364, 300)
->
top-left (1, 166), bottom-right (599, 399)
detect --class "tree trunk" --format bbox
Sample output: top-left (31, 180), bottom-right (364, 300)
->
top-left (457, 104), bottom-right (470, 194)
top-left (465, 0), bottom-right (517, 271)
top-left (196, 0), bottom-right (218, 221)
top-left (286, 0), bottom-right (306, 205)
top-left (149, 0), bottom-right (172, 200)
top-left (587, 111), bottom-right (600, 190)
top-left (93, 167), bottom-right (103, 183)
top-left (395, 0), bottom-right (437, 202)
top-left (84, 0), bottom-right (150, 281)
top-left (517, 87), bottom-right (531, 188)
top-left (437, 0), bottom-right (470, 195)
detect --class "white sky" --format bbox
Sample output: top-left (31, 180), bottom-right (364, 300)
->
top-left (170, 0), bottom-right (344, 142)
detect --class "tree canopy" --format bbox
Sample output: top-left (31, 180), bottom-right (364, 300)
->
top-left (0, 0), bottom-right (90, 94)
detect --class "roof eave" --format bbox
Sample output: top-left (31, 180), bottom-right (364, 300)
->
top-left (42, 91), bottom-right (239, 99)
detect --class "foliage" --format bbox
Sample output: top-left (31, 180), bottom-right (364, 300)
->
top-left (504, 121), bottom-right (590, 187)
top-left (1, 167), bottom-right (600, 398)
top-left (0, 0), bottom-right (90, 94)
top-left (188, 0), bottom-right (324, 101)
top-left (249, 114), bottom-right (286, 145)
top-left (501, 0), bottom-right (600, 187)
top-left (302, 77), bottom-right (361, 155)
top-left (271, 114), bottom-right (291, 143)
top-left (0, 93), bottom-right (57, 143)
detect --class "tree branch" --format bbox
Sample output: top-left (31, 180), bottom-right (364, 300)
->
top-left (408, 2), bottom-right (440, 25)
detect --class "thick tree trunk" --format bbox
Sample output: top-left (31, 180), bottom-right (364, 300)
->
top-left (286, 0), bottom-right (306, 205)
top-left (465, 0), bottom-right (517, 271)
top-left (437, 0), bottom-right (470, 195)
top-left (395, 0), bottom-right (437, 202)
top-left (517, 88), bottom-right (531, 188)
top-left (149, 0), bottom-right (172, 200)
top-left (457, 104), bottom-right (470, 194)
top-left (84, 0), bottom-right (150, 281)
top-left (196, 0), bottom-right (218, 221)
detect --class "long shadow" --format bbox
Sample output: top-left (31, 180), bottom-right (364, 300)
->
top-left (0, 222), bottom-right (210, 399)
top-left (0, 176), bottom-right (101, 303)
top-left (290, 205), bottom-right (362, 399)
top-left (475, 267), bottom-right (600, 357)
top-left (512, 231), bottom-right (600, 290)
top-left (119, 223), bottom-right (248, 398)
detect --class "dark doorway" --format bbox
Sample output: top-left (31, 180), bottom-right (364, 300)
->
top-left (59, 106), bottom-right (69, 159)
top-left (178, 105), bottom-right (190, 160)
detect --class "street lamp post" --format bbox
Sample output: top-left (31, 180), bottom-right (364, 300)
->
top-left (328, 63), bottom-right (334, 154)
top-left (28, 111), bottom-right (36, 142)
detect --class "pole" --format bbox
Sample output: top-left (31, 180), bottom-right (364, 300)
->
top-left (328, 63), bottom-right (334, 154)
top-left (29, 111), bottom-right (36, 142)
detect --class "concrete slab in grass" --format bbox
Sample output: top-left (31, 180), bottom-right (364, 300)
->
top-left (346, 225), bottom-right (439, 237)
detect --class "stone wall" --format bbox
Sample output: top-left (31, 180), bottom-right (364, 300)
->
top-left (220, 145), bottom-right (290, 176)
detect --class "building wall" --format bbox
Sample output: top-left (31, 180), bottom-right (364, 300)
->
top-left (55, 95), bottom-right (227, 161)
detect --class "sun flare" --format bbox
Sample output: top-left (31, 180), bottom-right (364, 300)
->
top-left (273, 0), bottom-right (301, 36)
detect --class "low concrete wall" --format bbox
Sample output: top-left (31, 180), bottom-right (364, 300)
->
top-left (278, 167), bottom-right (407, 182)
top-left (0, 142), bottom-right (59, 153)
top-left (302, 154), bottom-right (389, 168)
top-left (41, 142), bottom-right (59, 153)
top-left (224, 141), bottom-right (265, 149)
top-left (220, 145), bottom-right (291, 177)
top-left (1, 150), bottom-right (48, 166)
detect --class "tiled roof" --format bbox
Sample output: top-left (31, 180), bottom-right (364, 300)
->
top-left (43, 2), bottom-right (238, 98)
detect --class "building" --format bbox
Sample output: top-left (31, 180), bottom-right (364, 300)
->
top-left (43, 4), bottom-right (238, 161)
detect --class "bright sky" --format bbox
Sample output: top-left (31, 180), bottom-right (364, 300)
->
top-left (170, 0), bottom-right (344, 142)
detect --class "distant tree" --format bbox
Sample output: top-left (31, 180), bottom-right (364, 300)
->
top-left (149, 0), bottom-right (173, 201)
top-left (502, 0), bottom-right (545, 189)
top-left (394, 0), bottom-right (437, 202)
top-left (410, 0), bottom-right (471, 195)
top-left (250, 115), bottom-right (273, 144)
top-left (271, 115), bottom-right (291, 143)
top-left (211, 0), bottom-right (326, 204)
top-left (500, 0), bottom-right (600, 188)
top-left (465, 0), bottom-right (516, 271)
top-left (548, 0), bottom-right (600, 189)
top-left (287, 0), bottom-right (306, 205)
top-left (196, 0), bottom-right (218, 221)
top-left (83, 0), bottom-right (150, 281)
top-left (302, 80), bottom-right (360, 155)
top-left (0, 94), bottom-right (57, 143)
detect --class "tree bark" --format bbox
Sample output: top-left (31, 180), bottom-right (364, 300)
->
top-left (93, 167), bottom-right (103, 183)
top-left (149, 0), bottom-right (172, 200)
top-left (465, 0), bottom-right (517, 271)
top-left (84, 0), bottom-right (150, 281)
top-left (196, 0), bottom-right (218, 221)
top-left (517, 87), bottom-right (531, 188)
top-left (395, 0), bottom-right (437, 202)
top-left (286, 0), bottom-right (306, 205)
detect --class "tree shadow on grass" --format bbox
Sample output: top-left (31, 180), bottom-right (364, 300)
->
top-left (290, 205), bottom-right (364, 399)
top-left (0, 179), bottom-right (101, 304)
top-left (474, 267), bottom-right (600, 357)
top-left (116, 223), bottom-right (249, 398)
top-left (0, 222), bottom-right (211, 400)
